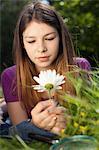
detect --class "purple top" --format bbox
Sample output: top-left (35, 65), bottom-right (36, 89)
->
top-left (1, 58), bottom-right (91, 114)
top-left (1, 65), bottom-right (18, 103)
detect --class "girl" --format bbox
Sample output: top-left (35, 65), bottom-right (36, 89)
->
top-left (1, 2), bottom-right (90, 141)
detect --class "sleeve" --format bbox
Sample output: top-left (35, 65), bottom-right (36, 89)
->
top-left (74, 57), bottom-right (91, 70)
top-left (1, 66), bottom-right (19, 103)
top-left (9, 120), bottom-right (58, 142)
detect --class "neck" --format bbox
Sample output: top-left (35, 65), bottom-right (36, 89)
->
top-left (35, 66), bottom-right (52, 73)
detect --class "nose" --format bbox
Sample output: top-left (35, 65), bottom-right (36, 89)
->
top-left (37, 40), bottom-right (47, 53)
top-left (37, 47), bottom-right (47, 53)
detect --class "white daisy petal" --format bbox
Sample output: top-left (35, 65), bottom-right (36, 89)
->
top-left (38, 89), bottom-right (45, 92)
top-left (56, 78), bottom-right (65, 86)
top-left (33, 76), bottom-right (41, 84)
top-left (56, 86), bottom-right (62, 89)
top-left (33, 85), bottom-right (43, 90)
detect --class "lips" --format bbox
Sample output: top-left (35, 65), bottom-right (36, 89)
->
top-left (37, 56), bottom-right (50, 62)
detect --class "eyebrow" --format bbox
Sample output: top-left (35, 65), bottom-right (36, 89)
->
top-left (24, 32), bottom-right (56, 39)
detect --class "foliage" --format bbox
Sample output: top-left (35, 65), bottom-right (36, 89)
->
top-left (0, 135), bottom-right (50, 150)
top-left (52, 0), bottom-right (99, 67)
top-left (59, 67), bottom-right (99, 142)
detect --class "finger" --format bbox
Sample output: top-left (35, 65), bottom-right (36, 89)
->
top-left (31, 108), bottom-right (51, 125)
top-left (39, 104), bottom-right (57, 118)
top-left (56, 115), bottom-right (66, 123)
top-left (40, 115), bottom-right (57, 130)
top-left (51, 127), bottom-right (61, 135)
top-left (32, 106), bottom-right (54, 124)
top-left (36, 104), bottom-right (58, 121)
top-left (31, 105), bottom-right (58, 125)
top-left (51, 126), bottom-right (66, 135)
top-left (31, 100), bottom-right (56, 114)
top-left (48, 106), bottom-right (66, 115)
top-left (55, 122), bottom-right (66, 129)
top-left (38, 109), bottom-right (51, 122)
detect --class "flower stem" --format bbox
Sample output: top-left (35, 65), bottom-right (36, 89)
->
top-left (48, 90), bottom-right (52, 99)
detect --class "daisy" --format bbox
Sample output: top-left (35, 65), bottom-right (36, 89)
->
top-left (32, 69), bottom-right (65, 98)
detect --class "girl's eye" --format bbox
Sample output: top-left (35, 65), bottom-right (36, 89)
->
top-left (27, 40), bottom-right (35, 43)
top-left (45, 37), bottom-right (55, 41)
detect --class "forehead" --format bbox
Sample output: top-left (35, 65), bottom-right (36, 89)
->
top-left (23, 21), bottom-right (58, 37)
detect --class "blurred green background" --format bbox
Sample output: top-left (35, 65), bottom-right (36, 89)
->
top-left (0, 0), bottom-right (99, 74)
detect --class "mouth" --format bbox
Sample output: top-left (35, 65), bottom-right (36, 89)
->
top-left (37, 56), bottom-right (50, 62)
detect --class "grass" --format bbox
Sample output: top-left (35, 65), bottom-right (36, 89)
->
top-left (0, 136), bottom-right (51, 150)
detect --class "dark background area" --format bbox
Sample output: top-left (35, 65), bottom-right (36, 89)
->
top-left (0, 0), bottom-right (99, 74)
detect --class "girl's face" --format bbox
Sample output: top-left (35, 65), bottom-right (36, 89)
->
top-left (23, 21), bottom-right (59, 72)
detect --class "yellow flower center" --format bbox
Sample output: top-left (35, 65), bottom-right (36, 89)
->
top-left (45, 83), bottom-right (54, 90)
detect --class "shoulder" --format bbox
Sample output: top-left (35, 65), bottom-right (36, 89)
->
top-left (1, 65), bottom-right (16, 76)
top-left (1, 65), bottom-right (16, 90)
top-left (1, 65), bottom-right (16, 83)
top-left (1, 65), bottom-right (18, 103)
top-left (73, 57), bottom-right (91, 70)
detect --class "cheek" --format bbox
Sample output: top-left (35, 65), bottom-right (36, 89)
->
top-left (52, 40), bottom-right (59, 55)
top-left (50, 46), bottom-right (59, 61)
top-left (26, 51), bottom-right (36, 63)
top-left (24, 47), bottom-right (35, 60)
top-left (53, 49), bottom-right (59, 59)
top-left (24, 44), bottom-right (33, 55)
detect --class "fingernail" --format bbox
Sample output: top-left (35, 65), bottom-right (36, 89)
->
top-left (50, 100), bottom-right (59, 106)
top-left (53, 117), bottom-right (57, 120)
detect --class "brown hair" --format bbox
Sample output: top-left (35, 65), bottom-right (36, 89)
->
top-left (13, 2), bottom-right (75, 111)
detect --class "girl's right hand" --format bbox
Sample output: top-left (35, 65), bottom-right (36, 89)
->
top-left (31, 99), bottom-right (58, 131)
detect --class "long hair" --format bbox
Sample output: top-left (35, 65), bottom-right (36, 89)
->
top-left (13, 2), bottom-right (75, 111)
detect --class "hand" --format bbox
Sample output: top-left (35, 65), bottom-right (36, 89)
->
top-left (47, 106), bottom-right (66, 135)
top-left (31, 99), bottom-right (58, 131)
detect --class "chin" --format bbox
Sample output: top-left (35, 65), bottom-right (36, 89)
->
top-left (37, 64), bottom-right (52, 70)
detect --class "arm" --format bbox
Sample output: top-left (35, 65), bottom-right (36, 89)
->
top-left (1, 66), bottom-right (28, 125)
top-left (7, 101), bottom-right (28, 125)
